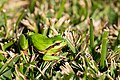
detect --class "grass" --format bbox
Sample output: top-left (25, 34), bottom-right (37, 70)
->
top-left (100, 31), bottom-right (108, 70)
top-left (89, 19), bottom-right (95, 57)
top-left (0, 0), bottom-right (120, 80)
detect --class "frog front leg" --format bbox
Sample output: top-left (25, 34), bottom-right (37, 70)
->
top-left (43, 54), bottom-right (60, 61)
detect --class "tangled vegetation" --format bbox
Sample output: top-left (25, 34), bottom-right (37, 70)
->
top-left (0, 0), bottom-right (120, 79)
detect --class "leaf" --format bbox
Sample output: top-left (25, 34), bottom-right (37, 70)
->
top-left (19, 34), bottom-right (28, 50)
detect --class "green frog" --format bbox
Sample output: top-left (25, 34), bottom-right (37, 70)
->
top-left (19, 33), bottom-right (67, 61)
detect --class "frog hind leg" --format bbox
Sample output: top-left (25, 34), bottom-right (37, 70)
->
top-left (43, 54), bottom-right (60, 61)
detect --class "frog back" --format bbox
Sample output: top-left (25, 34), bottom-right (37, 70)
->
top-left (30, 34), bottom-right (53, 51)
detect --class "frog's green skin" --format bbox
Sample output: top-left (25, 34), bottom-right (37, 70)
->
top-left (30, 33), bottom-right (67, 61)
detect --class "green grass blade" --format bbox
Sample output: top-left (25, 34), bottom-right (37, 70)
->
top-left (3, 10), bottom-right (8, 38)
top-left (65, 37), bottom-right (76, 53)
top-left (29, 0), bottom-right (37, 13)
top-left (1, 69), bottom-right (12, 79)
top-left (89, 18), bottom-right (95, 59)
top-left (56, 0), bottom-right (65, 19)
top-left (0, 54), bottom-right (21, 75)
top-left (3, 10), bottom-right (7, 28)
top-left (90, 19), bottom-right (94, 50)
top-left (19, 34), bottom-right (28, 50)
top-left (114, 31), bottom-right (120, 50)
top-left (100, 31), bottom-right (108, 69)
top-left (15, 10), bottom-right (26, 30)
top-left (0, 0), bottom-right (7, 12)
top-left (2, 40), bottom-right (16, 51)
top-left (80, 0), bottom-right (88, 22)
